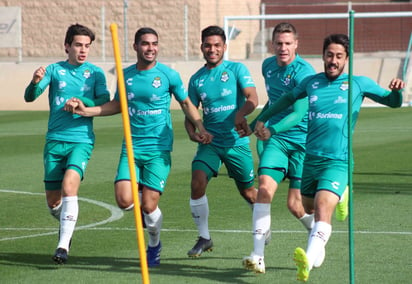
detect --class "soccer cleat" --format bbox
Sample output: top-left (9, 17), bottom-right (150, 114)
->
top-left (335, 186), bottom-right (349, 221)
top-left (187, 237), bottom-right (213, 257)
top-left (147, 241), bottom-right (162, 267)
top-left (264, 229), bottom-right (272, 246)
top-left (242, 254), bottom-right (265, 274)
top-left (313, 246), bottom-right (325, 268)
top-left (294, 247), bottom-right (310, 282)
top-left (52, 248), bottom-right (68, 264)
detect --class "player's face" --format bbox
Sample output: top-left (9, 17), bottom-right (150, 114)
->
top-left (323, 43), bottom-right (348, 80)
top-left (65, 35), bottom-right (92, 66)
top-left (273, 32), bottom-right (298, 66)
top-left (201, 35), bottom-right (226, 68)
top-left (134, 33), bottom-right (158, 68)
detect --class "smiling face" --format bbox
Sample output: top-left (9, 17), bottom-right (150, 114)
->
top-left (323, 43), bottom-right (348, 80)
top-left (201, 34), bottom-right (226, 68)
top-left (65, 35), bottom-right (92, 66)
top-left (134, 33), bottom-right (158, 69)
top-left (273, 32), bottom-right (298, 66)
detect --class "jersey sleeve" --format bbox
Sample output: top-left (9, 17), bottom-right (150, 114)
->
top-left (235, 63), bottom-right (255, 89)
top-left (268, 96), bottom-right (308, 135)
top-left (357, 76), bottom-right (403, 108)
top-left (187, 76), bottom-right (200, 107)
top-left (169, 69), bottom-right (188, 102)
top-left (93, 66), bottom-right (110, 104)
top-left (24, 65), bottom-right (52, 102)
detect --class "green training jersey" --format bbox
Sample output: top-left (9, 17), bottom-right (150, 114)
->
top-left (294, 72), bottom-right (399, 160)
top-left (24, 61), bottom-right (110, 144)
top-left (115, 62), bottom-right (187, 151)
top-left (188, 60), bottom-right (255, 147)
top-left (262, 54), bottom-right (315, 145)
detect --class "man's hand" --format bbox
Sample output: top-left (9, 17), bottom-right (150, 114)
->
top-left (389, 78), bottom-right (405, 91)
top-left (254, 121), bottom-right (271, 141)
top-left (64, 98), bottom-right (87, 115)
top-left (235, 113), bottom-right (252, 137)
top-left (189, 130), bottom-right (213, 144)
top-left (32, 66), bottom-right (46, 84)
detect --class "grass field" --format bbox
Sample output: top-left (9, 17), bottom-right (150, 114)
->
top-left (0, 107), bottom-right (411, 283)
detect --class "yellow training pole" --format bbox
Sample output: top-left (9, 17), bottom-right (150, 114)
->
top-left (110, 23), bottom-right (150, 284)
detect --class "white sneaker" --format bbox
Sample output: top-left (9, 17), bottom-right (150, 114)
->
top-left (313, 246), bottom-right (325, 268)
top-left (242, 254), bottom-right (265, 273)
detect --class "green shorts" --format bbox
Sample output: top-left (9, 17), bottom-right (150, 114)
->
top-left (301, 154), bottom-right (348, 198)
top-left (43, 140), bottom-right (93, 190)
top-left (192, 143), bottom-right (255, 190)
top-left (115, 148), bottom-right (171, 193)
top-left (258, 136), bottom-right (305, 189)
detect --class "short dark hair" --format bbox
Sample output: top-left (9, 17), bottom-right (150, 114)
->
top-left (323, 34), bottom-right (349, 56)
top-left (64, 24), bottom-right (95, 46)
top-left (272, 22), bottom-right (298, 39)
top-left (201, 25), bottom-right (226, 43)
top-left (134, 27), bottom-right (158, 44)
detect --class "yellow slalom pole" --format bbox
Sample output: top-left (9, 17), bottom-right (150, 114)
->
top-left (110, 23), bottom-right (150, 284)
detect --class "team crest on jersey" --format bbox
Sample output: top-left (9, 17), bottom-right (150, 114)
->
top-left (152, 77), bottom-right (161, 88)
top-left (340, 81), bottom-right (349, 91)
top-left (221, 72), bottom-right (229, 82)
top-left (83, 69), bottom-right (91, 79)
top-left (282, 74), bottom-right (291, 86)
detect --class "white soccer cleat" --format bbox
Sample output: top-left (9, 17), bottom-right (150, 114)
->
top-left (242, 254), bottom-right (265, 274)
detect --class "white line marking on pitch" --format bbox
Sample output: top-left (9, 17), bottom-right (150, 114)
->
top-left (0, 189), bottom-right (124, 241)
top-left (1, 190), bottom-right (411, 238)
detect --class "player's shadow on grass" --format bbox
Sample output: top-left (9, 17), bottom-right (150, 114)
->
top-left (353, 180), bottom-right (412, 195)
top-left (152, 256), bottom-right (294, 283)
top-left (0, 253), bottom-right (140, 272)
top-left (0, 253), bottom-right (294, 282)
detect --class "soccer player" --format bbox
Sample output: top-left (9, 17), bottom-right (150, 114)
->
top-left (185, 25), bottom-right (259, 257)
top-left (242, 22), bottom-right (316, 274)
top-left (66, 27), bottom-right (211, 267)
top-left (24, 24), bottom-right (110, 264)
top-left (254, 33), bottom-right (405, 282)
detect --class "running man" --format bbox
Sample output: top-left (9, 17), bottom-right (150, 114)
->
top-left (242, 22), bottom-right (316, 274)
top-left (66, 27), bottom-right (211, 267)
top-left (185, 25), bottom-right (259, 257)
top-left (254, 33), bottom-right (404, 281)
top-left (24, 24), bottom-right (110, 264)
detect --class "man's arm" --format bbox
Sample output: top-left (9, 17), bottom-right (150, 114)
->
top-left (254, 92), bottom-right (299, 139)
top-left (267, 96), bottom-right (308, 135)
top-left (24, 66), bottom-right (47, 102)
top-left (235, 86), bottom-right (259, 137)
top-left (368, 78), bottom-right (405, 108)
top-left (180, 97), bottom-right (213, 144)
top-left (64, 98), bottom-right (121, 117)
top-left (73, 94), bottom-right (110, 107)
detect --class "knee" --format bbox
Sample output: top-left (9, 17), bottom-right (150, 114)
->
top-left (257, 185), bottom-right (274, 203)
top-left (241, 187), bottom-right (258, 204)
top-left (141, 203), bottom-right (158, 214)
top-left (116, 197), bottom-right (133, 210)
top-left (46, 191), bottom-right (62, 209)
top-left (190, 176), bottom-right (208, 199)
